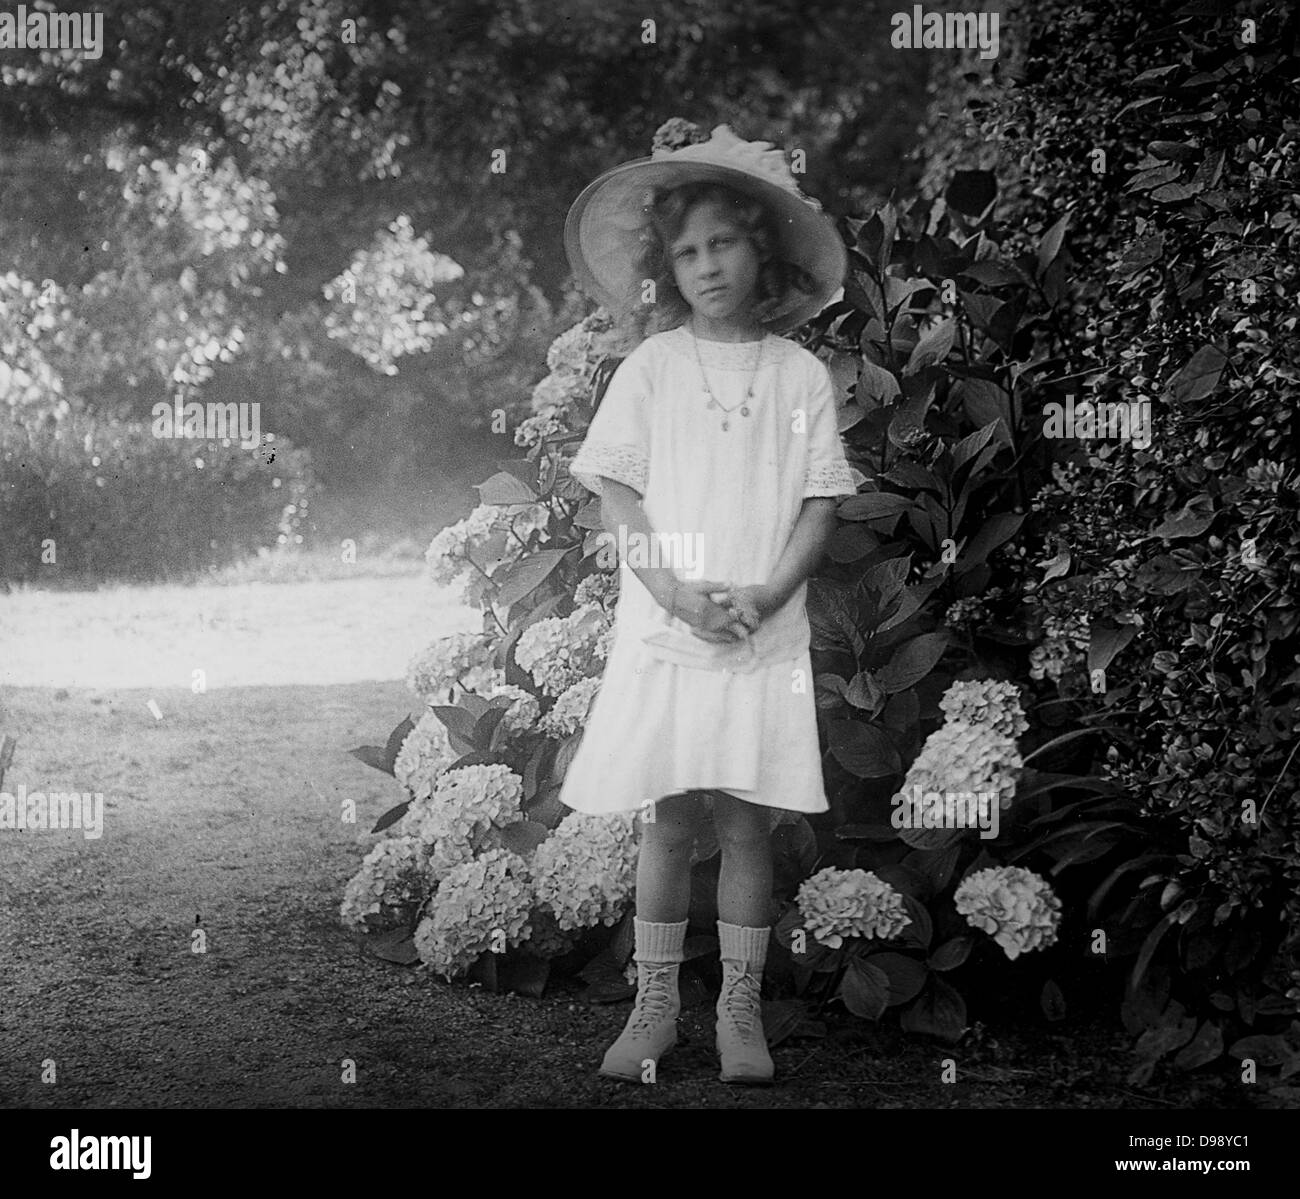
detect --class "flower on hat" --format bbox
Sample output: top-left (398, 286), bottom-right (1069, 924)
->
top-left (655, 125), bottom-right (810, 203)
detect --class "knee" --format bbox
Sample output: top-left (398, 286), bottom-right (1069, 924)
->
top-left (714, 806), bottom-right (770, 855)
top-left (639, 796), bottom-right (700, 853)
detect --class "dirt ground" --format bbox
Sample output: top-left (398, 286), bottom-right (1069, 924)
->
top-left (0, 677), bottom-right (1290, 1110)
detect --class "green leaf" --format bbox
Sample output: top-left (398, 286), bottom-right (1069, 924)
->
top-left (551, 731), bottom-right (584, 784)
top-left (366, 927), bottom-right (419, 965)
top-left (1134, 1008), bottom-right (1197, 1062)
top-left (1087, 622), bottom-right (1137, 674)
top-left (1227, 1034), bottom-right (1298, 1068)
top-left (951, 421), bottom-right (999, 470)
top-left (897, 822), bottom-right (964, 851)
top-left (900, 976), bottom-right (968, 1043)
top-left (870, 862), bottom-right (932, 901)
top-left (838, 491), bottom-right (914, 522)
top-left (840, 958), bottom-right (890, 1020)
top-left (1174, 1021), bottom-right (1224, 1070)
top-left (1128, 913), bottom-right (1178, 998)
top-left (476, 470), bottom-right (538, 505)
top-left (897, 895), bottom-right (933, 949)
top-left (875, 631), bottom-right (949, 693)
top-left (1036, 213), bottom-right (1071, 276)
top-left (1153, 505), bottom-right (1215, 540)
top-left (959, 260), bottom-right (1021, 287)
top-left (865, 951), bottom-right (929, 1005)
top-left (828, 720), bottom-right (902, 778)
top-left (499, 820), bottom-right (550, 856)
top-left (858, 358), bottom-right (901, 408)
top-left (903, 842), bottom-right (961, 895)
top-left (927, 936), bottom-right (974, 971)
top-left (371, 800), bottom-right (411, 835)
top-left (827, 522), bottom-right (879, 563)
top-left (956, 512), bottom-right (1023, 574)
top-left (348, 744), bottom-right (392, 775)
top-left (493, 547), bottom-right (572, 610)
top-left (905, 318), bottom-right (955, 375)
top-left (1041, 979), bottom-right (1067, 1022)
top-left (1168, 345), bottom-right (1228, 405)
top-left (845, 670), bottom-right (885, 712)
top-left (881, 460), bottom-right (942, 493)
top-left (958, 378), bottom-right (1013, 444)
top-left (572, 500), bottom-right (604, 530)
top-left (762, 999), bottom-right (809, 1048)
top-left (430, 704), bottom-right (478, 744)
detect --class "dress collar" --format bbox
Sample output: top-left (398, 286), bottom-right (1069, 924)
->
top-left (661, 324), bottom-right (780, 371)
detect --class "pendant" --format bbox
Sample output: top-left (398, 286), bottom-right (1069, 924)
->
top-left (722, 418), bottom-right (730, 431)
top-left (740, 405), bottom-right (750, 417)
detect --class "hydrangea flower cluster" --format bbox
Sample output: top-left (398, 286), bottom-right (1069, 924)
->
top-left (393, 709), bottom-right (458, 801)
top-left (1029, 613), bottom-right (1089, 682)
top-left (954, 866), bottom-right (1062, 960)
top-left (487, 683), bottom-right (541, 738)
top-left (339, 835), bottom-right (433, 933)
top-left (531, 812), bottom-right (639, 932)
top-left (515, 604), bottom-right (611, 696)
top-left (794, 867), bottom-right (911, 948)
top-left (939, 680), bottom-right (1029, 740)
top-left (414, 848), bottom-right (535, 979)
top-left (538, 676), bottom-right (601, 738)
top-left (425, 501), bottom-right (550, 603)
top-left (406, 631), bottom-right (499, 703)
top-left (895, 719), bottom-right (1022, 815)
top-left (399, 763), bottom-right (524, 876)
top-left (573, 570), bottom-right (618, 610)
top-left (943, 596), bottom-right (990, 633)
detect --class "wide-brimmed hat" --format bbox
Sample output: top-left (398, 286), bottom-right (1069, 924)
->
top-left (564, 125), bottom-right (846, 333)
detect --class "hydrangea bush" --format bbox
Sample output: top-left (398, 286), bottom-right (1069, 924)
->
top-left (775, 680), bottom-right (1073, 1041)
top-left (340, 305), bottom-right (651, 994)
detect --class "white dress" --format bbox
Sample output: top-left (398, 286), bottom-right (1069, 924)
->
top-left (560, 324), bottom-right (856, 816)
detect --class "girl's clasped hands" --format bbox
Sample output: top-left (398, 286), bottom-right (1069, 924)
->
top-left (669, 577), bottom-right (780, 645)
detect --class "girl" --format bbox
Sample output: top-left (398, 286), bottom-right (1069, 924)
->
top-left (559, 126), bottom-right (855, 1085)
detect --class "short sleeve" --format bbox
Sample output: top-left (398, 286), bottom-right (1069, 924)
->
top-left (569, 350), bottom-right (651, 496)
top-left (802, 358), bottom-right (856, 499)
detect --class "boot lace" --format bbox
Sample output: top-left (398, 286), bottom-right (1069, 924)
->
top-left (719, 967), bottom-right (762, 1040)
top-left (629, 965), bottom-right (677, 1034)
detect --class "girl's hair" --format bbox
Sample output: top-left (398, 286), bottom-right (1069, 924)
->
top-left (626, 181), bottom-right (816, 337)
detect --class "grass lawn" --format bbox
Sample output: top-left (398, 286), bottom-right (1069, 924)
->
top-left (0, 574), bottom-right (1292, 1109)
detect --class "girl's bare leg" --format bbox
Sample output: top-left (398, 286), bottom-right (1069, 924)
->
top-left (634, 791), bottom-right (703, 922)
top-left (711, 790), bottom-right (773, 928)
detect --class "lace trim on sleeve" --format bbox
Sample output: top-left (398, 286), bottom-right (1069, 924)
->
top-left (804, 459), bottom-right (857, 499)
top-left (570, 441), bottom-right (649, 496)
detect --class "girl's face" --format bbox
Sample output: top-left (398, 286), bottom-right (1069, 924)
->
top-left (667, 200), bottom-right (763, 328)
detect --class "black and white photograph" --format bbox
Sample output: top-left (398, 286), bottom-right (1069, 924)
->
top-left (1, 0), bottom-right (1297, 1170)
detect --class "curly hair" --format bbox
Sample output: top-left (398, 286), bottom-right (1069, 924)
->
top-left (627, 181), bottom-right (816, 336)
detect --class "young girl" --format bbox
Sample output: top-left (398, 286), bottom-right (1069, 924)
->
top-left (559, 126), bottom-right (855, 1085)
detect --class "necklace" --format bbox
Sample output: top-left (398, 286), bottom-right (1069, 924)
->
top-left (690, 325), bottom-right (765, 432)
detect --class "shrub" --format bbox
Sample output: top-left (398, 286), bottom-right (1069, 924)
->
top-left (916, 0), bottom-right (1300, 1080)
top-left (0, 409), bottom-right (314, 584)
